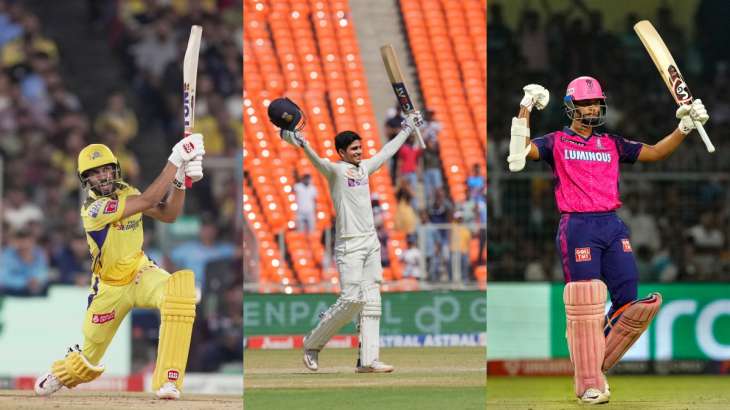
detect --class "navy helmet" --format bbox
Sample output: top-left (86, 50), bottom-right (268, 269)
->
top-left (267, 97), bottom-right (305, 131)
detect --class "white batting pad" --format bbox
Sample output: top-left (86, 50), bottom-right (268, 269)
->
top-left (304, 297), bottom-right (365, 351)
top-left (359, 283), bottom-right (382, 367)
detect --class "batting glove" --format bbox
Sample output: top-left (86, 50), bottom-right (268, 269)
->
top-left (173, 165), bottom-right (186, 190)
top-left (677, 99), bottom-right (709, 135)
top-left (401, 111), bottom-right (424, 134)
top-left (521, 84), bottom-right (550, 111)
top-left (185, 155), bottom-right (204, 182)
top-left (169, 133), bottom-right (205, 167)
top-left (280, 129), bottom-right (307, 148)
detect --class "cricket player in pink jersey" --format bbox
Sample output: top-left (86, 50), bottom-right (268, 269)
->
top-left (507, 76), bottom-right (709, 404)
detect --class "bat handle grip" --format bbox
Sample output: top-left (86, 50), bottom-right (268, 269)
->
top-left (414, 126), bottom-right (426, 149)
top-left (184, 129), bottom-right (193, 188)
top-left (695, 122), bottom-right (715, 153)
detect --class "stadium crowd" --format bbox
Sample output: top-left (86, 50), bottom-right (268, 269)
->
top-left (0, 1), bottom-right (242, 373)
top-left (488, 1), bottom-right (730, 282)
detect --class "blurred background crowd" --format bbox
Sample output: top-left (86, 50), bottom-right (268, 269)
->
top-left (488, 0), bottom-right (730, 282)
top-left (0, 0), bottom-right (242, 374)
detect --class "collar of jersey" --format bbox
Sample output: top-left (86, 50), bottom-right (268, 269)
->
top-left (563, 126), bottom-right (596, 142)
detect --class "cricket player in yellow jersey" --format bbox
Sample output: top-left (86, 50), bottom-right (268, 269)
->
top-left (34, 133), bottom-right (205, 400)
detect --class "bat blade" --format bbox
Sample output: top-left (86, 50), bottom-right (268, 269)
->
top-left (380, 44), bottom-right (425, 148)
top-left (634, 20), bottom-right (714, 153)
top-left (182, 25), bottom-right (202, 186)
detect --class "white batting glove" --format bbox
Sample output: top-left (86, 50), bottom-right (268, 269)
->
top-left (676, 99), bottom-right (709, 135)
top-left (520, 84), bottom-right (550, 111)
top-left (401, 111), bottom-right (424, 135)
top-left (280, 129), bottom-right (308, 148)
top-left (185, 155), bottom-right (204, 182)
top-left (169, 133), bottom-right (206, 167)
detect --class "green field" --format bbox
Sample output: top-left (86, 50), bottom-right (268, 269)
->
top-left (244, 347), bottom-right (485, 410)
top-left (487, 375), bottom-right (730, 409)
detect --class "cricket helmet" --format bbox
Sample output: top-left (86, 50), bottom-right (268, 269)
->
top-left (564, 76), bottom-right (607, 127)
top-left (267, 97), bottom-right (306, 131)
top-left (77, 143), bottom-right (122, 195)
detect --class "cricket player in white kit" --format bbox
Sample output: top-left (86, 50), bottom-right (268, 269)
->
top-left (269, 97), bottom-right (422, 372)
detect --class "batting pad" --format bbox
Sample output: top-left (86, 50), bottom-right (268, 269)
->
top-left (152, 270), bottom-right (196, 392)
top-left (52, 351), bottom-right (104, 388)
top-left (603, 293), bottom-right (662, 371)
top-left (564, 280), bottom-right (607, 397)
top-left (304, 297), bottom-right (365, 351)
top-left (359, 283), bottom-right (382, 367)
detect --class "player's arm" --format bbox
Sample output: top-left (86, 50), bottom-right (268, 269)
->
top-left (142, 156), bottom-right (203, 222)
top-left (364, 111), bottom-right (422, 174)
top-left (281, 129), bottom-right (337, 177)
top-left (123, 134), bottom-right (204, 219)
top-left (638, 99), bottom-right (709, 162)
top-left (508, 85), bottom-right (549, 170)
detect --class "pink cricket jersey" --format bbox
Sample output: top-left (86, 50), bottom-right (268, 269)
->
top-left (533, 127), bottom-right (643, 213)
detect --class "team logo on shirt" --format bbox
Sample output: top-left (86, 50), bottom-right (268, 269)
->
top-left (596, 138), bottom-right (604, 150)
top-left (564, 149), bottom-right (611, 163)
top-left (104, 200), bottom-right (118, 214)
top-left (345, 168), bottom-right (368, 187)
top-left (622, 239), bottom-right (632, 252)
top-left (575, 247), bottom-right (592, 262)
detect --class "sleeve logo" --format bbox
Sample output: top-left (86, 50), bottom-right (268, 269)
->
top-left (87, 201), bottom-right (103, 218)
top-left (575, 247), bottom-right (592, 262)
top-left (104, 200), bottom-right (119, 214)
top-left (622, 239), bottom-right (632, 252)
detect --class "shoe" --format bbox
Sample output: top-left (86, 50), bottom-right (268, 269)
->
top-left (356, 360), bottom-right (394, 373)
top-left (34, 372), bottom-right (64, 396)
top-left (303, 349), bottom-right (319, 371)
top-left (578, 387), bottom-right (610, 405)
top-left (156, 382), bottom-right (180, 400)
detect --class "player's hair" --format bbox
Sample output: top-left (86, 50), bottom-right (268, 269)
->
top-left (335, 131), bottom-right (361, 153)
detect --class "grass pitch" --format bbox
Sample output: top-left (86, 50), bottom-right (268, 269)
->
top-left (487, 375), bottom-right (730, 409)
top-left (244, 347), bottom-right (485, 409)
top-left (0, 390), bottom-right (241, 409)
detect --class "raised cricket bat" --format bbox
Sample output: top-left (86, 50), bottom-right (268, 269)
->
top-left (183, 25), bottom-right (202, 187)
top-left (380, 44), bottom-right (426, 148)
top-left (634, 20), bottom-right (715, 153)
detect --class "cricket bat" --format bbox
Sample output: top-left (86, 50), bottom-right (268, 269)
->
top-left (183, 25), bottom-right (203, 187)
top-left (634, 20), bottom-right (715, 153)
top-left (380, 44), bottom-right (426, 148)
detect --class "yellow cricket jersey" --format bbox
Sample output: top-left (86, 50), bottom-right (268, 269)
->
top-left (80, 183), bottom-right (150, 285)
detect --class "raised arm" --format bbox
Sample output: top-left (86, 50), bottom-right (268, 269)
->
top-left (123, 134), bottom-right (204, 219)
top-left (508, 84), bottom-right (549, 171)
top-left (364, 112), bottom-right (422, 175)
top-left (638, 99), bottom-right (709, 162)
top-left (281, 129), bottom-right (336, 178)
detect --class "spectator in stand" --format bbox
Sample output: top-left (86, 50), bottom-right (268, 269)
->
top-left (93, 90), bottom-right (138, 146)
top-left (421, 110), bottom-right (443, 202)
top-left (294, 172), bottom-right (317, 233)
top-left (475, 186), bottom-right (487, 265)
top-left (401, 235), bottom-right (423, 280)
top-left (170, 217), bottom-right (237, 292)
top-left (397, 134), bottom-right (422, 209)
top-left (449, 211), bottom-right (472, 282)
top-left (394, 186), bottom-right (418, 236)
top-left (686, 211), bottom-right (724, 279)
top-left (3, 188), bottom-right (43, 231)
top-left (371, 194), bottom-right (389, 268)
top-left (50, 230), bottom-right (89, 286)
top-left (466, 164), bottom-right (485, 201)
top-left (0, 228), bottom-right (48, 296)
top-left (426, 187), bottom-right (452, 281)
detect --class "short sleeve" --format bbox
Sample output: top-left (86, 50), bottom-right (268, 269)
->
top-left (608, 134), bottom-right (643, 164)
top-left (532, 132), bottom-right (556, 166)
top-left (81, 196), bottom-right (127, 231)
